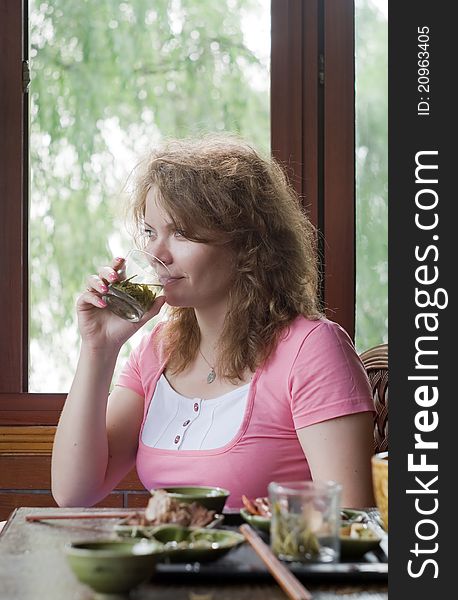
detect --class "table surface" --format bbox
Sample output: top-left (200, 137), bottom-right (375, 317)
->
top-left (0, 507), bottom-right (388, 600)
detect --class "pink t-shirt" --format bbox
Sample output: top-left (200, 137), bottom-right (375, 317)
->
top-left (117, 316), bottom-right (374, 510)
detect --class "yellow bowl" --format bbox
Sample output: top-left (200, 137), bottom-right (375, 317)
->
top-left (371, 452), bottom-right (388, 531)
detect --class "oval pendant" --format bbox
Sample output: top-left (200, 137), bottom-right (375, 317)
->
top-left (207, 369), bottom-right (216, 384)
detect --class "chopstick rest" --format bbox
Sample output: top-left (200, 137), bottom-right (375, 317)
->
top-left (240, 524), bottom-right (313, 600)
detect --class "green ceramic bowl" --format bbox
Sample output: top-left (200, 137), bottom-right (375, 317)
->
top-left (155, 486), bottom-right (230, 513)
top-left (240, 508), bottom-right (271, 532)
top-left (65, 539), bottom-right (163, 597)
top-left (340, 508), bottom-right (370, 522)
top-left (339, 529), bottom-right (382, 559)
top-left (150, 525), bottom-right (245, 563)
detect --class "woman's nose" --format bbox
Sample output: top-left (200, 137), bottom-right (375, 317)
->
top-left (145, 239), bottom-right (173, 267)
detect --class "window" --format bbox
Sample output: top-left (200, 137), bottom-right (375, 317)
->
top-left (355, 0), bottom-right (388, 352)
top-left (0, 0), bottom-right (359, 423)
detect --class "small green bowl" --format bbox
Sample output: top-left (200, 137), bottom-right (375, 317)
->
top-left (65, 539), bottom-right (163, 597)
top-left (339, 522), bottom-right (382, 559)
top-left (240, 508), bottom-right (271, 532)
top-left (155, 486), bottom-right (230, 513)
top-left (151, 525), bottom-right (245, 562)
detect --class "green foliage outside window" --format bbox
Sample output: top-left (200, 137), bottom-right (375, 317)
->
top-left (355, 0), bottom-right (388, 352)
top-left (29, 0), bottom-right (270, 390)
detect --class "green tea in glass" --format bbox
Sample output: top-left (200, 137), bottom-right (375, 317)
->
top-left (268, 480), bottom-right (341, 563)
top-left (102, 249), bottom-right (169, 322)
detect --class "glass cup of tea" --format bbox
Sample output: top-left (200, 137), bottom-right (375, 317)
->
top-left (102, 249), bottom-right (170, 322)
top-left (268, 480), bottom-right (342, 563)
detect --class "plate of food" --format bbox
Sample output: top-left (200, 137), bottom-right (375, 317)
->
top-left (115, 489), bottom-right (224, 539)
top-left (240, 495), bottom-right (271, 532)
top-left (147, 525), bottom-right (245, 562)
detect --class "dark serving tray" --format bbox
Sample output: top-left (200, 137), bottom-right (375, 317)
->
top-left (155, 544), bottom-right (387, 583)
top-left (155, 514), bottom-right (388, 583)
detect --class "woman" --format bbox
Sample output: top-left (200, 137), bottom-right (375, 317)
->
top-left (51, 135), bottom-right (375, 510)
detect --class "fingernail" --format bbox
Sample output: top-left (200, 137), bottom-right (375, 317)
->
top-left (98, 299), bottom-right (107, 307)
top-left (115, 257), bottom-right (124, 262)
top-left (100, 284), bottom-right (108, 292)
top-left (108, 273), bottom-right (117, 281)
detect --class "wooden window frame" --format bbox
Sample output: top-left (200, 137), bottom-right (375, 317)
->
top-left (0, 0), bottom-right (355, 425)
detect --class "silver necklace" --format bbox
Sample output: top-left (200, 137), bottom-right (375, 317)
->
top-left (198, 348), bottom-right (216, 384)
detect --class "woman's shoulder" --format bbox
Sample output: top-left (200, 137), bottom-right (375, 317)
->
top-left (262, 316), bottom-right (345, 371)
top-left (272, 315), bottom-right (360, 372)
top-left (281, 315), bottom-right (350, 346)
top-left (260, 316), bottom-right (368, 402)
top-left (280, 315), bottom-right (369, 385)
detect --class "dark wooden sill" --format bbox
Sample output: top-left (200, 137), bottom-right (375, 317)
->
top-left (0, 394), bottom-right (66, 425)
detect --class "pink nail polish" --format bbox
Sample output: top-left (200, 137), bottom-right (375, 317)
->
top-left (98, 299), bottom-right (107, 307)
top-left (108, 274), bottom-right (117, 281)
top-left (101, 285), bottom-right (108, 292)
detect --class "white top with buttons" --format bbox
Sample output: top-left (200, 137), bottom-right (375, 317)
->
top-left (141, 374), bottom-right (250, 450)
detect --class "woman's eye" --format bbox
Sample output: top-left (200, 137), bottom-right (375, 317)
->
top-left (142, 231), bottom-right (155, 242)
top-left (174, 229), bottom-right (186, 238)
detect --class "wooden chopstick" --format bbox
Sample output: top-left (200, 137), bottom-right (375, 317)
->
top-left (26, 511), bottom-right (139, 522)
top-left (240, 524), bottom-right (312, 600)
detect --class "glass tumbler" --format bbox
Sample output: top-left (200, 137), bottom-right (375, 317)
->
top-left (268, 480), bottom-right (342, 563)
top-left (102, 249), bottom-right (170, 322)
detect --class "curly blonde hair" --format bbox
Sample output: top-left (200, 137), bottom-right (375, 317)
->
top-left (129, 134), bottom-right (321, 381)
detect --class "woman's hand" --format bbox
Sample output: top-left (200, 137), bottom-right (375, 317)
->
top-left (76, 257), bottom-right (166, 352)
